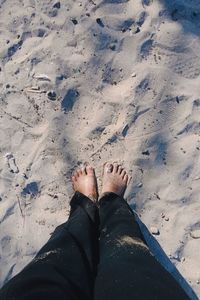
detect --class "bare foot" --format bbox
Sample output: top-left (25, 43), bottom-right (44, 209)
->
top-left (101, 162), bottom-right (130, 197)
top-left (72, 164), bottom-right (98, 201)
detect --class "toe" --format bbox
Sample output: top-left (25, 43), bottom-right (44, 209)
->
top-left (81, 165), bottom-right (86, 175)
top-left (118, 166), bottom-right (123, 174)
top-left (86, 165), bottom-right (94, 176)
top-left (77, 168), bottom-right (82, 176)
top-left (113, 162), bottom-right (119, 173)
top-left (72, 175), bottom-right (76, 182)
top-left (73, 170), bottom-right (79, 179)
top-left (121, 170), bottom-right (126, 178)
top-left (104, 163), bottom-right (113, 173)
top-left (123, 174), bottom-right (129, 184)
top-left (72, 181), bottom-right (77, 191)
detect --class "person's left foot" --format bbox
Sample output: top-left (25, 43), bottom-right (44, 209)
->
top-left (72, 165), bottom-right (98, 201)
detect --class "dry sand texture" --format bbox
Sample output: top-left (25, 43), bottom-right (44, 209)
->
top-left (0, 0), bottom-right (200, 298)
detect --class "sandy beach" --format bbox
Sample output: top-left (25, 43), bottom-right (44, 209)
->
top-left (0, 0), bottom-right (200, 298)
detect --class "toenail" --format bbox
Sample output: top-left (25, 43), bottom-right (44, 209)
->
top-left (106, 164), bottom-right (112, 173)
top-left (86, 166), bottom-right (92, 171)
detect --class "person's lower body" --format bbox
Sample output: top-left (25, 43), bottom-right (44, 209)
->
top-left (0, 192), bottom-right (190, 300)
top-left (0, 191), bottom-right (99, 300)
top-left (94, 192), bottom-right (190, 300)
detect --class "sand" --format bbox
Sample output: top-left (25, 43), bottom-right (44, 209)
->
top-left (0, 0), bottom-right (200, 298)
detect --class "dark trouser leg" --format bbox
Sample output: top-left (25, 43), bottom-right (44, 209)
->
top-left (0, 192), bottom-right (99, 300)
top-left (94, 192), bottom-right (190, 300)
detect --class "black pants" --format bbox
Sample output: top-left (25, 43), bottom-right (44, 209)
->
top-left (0, 192), bottom-right (190, 300)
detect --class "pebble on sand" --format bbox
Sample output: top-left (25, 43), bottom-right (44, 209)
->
top-left (142, 150), bottom-right (150, 156)
top-left (190, 230), bottom-right (200, 239)
top-left (71, 18), bottom-right (78, 25)
top-left (96, 18), bottom-right (104, 27)
top-left (137, 182), bottom-right (143, 188)
top-left (47, 90), bottom-right (57, 101)
top-left (150, 227), bottom-right (160, 235)
top-left (181, 257), bottom-right (185, 263)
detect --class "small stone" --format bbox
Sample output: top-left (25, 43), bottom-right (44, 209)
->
top-left (47, 90), bottom-right (57, 101)
top-left (161, 213), bottom-right (165, 218)
top-left (6, 84), bottom-right (10, 89)
top-left (0, 196), bottom-right (2, 202)
top-left (190, 229), bottom-right (200, 239)
top-left (154, 193), bottom-right (161, 200)
top-left (135, 27), bottom-right (140, 33)
top-left (165, 217), bottom-right (169, 221)
top-left (96, 18), bottom-right (104, 27)
top-left (142, 150), bottom-right (150, 156)
top-left (137, 182), bottom-right (143, 188)
top-left (181, 257), bottom-right (185, 262)
top-left (196, 280), bottom-right (200, 284)
top-left (131, 72), bottom-right (136, 77)
top-left (150, 227), bottom-right (160, 235)
top-left (14, 68), bottom-right (20, 74)
top-left (53, 1), bottom-right (61, 9)
top-left (71, 18), bottom-right (78, 25)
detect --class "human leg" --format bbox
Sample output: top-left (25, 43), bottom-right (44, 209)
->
top-left (94, 163), bottom-right (190, 300)
top-left (0, 166), bottom-right (99, 300)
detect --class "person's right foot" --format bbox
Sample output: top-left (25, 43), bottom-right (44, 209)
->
top-left (72, 164), bottom-right (98, 201)
top-left (101, 162), bottom-right (130, 197)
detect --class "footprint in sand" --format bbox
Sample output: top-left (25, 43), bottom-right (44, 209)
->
top-left (140, 35), bottom-right (200, 79)
top-left (61, 89), bottom-right (79, 113)
top-left (136, 11), bottom-right (147, 27)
